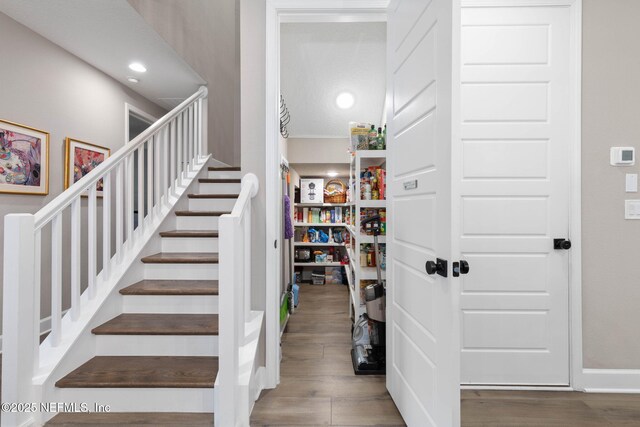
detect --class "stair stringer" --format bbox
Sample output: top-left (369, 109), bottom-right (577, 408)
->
top-left (32, 156), bottom-right (213, 426)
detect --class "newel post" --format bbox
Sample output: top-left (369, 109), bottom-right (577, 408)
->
top-left (2, 214), bottom-right (38, 427)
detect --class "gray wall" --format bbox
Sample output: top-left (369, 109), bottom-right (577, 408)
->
top-left (128, 0), bottom-right (241, 167)
top-left (582, 0), bottom-right (640, 369)
top-left (0, 12), bottom-right (166, 335)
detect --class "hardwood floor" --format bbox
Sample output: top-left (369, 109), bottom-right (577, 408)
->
top-left (250, 283), bottom-right (405, 426)
top-left (251, 283), bottom-right (640, 427)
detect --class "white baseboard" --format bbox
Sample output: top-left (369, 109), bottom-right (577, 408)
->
top-left (581, 369), bottom-right (640, 393)
top-left (0, 310), bottom-right (69, 354)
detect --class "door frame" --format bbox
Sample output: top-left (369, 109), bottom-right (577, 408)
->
top-left (124, 103), bottom-right (158, 143)
top-left (264, 0), bottom-right (389, 388)
top-left (458, 0), bottom-right (583, 391)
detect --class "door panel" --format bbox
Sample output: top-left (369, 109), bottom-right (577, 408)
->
top-left (387, 0), bottom-right (460, 425)
top-left (459, 5), bottom-right (571, 385)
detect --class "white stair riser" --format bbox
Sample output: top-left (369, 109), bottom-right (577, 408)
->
top-left (208, 170), bottom-right (241, 180)
top-left (144, 264), bottom-right (219, 280)
top-left (188, 198), bottom-right (236, 211)
top-left (95, 335), bottom-right (218, 357)
top-left (123, 295), bottom-right (219, 314)
top-left (51, 388), bottom-right (214, 412)
top-left (161, 237), bottom-right (218, 252)
top-left (176, 216), bottom-right (220, 230)
top-left (198, 182), bottom-right (241, 194)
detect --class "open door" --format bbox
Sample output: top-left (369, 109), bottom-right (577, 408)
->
top-left (386, 0), bottom-right (460, 426)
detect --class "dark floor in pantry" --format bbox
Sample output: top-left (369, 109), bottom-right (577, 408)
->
top-left (250, 283), bottom-right (640, 427)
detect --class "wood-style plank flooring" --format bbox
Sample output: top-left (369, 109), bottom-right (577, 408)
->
top-left (251, 283), bottom-right (640, 426)
top-left (250, 283), bottom-right (405, 426)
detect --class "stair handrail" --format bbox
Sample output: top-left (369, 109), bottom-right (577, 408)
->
top-left (2, 86), bottom-right (208, 427)
top-left (34, 86), bottom-right (208, 229)
top-left (218, 172), bottom-right (259, 427)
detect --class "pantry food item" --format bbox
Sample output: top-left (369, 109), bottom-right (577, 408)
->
top-left (350, 122), bottom-right (371, 151)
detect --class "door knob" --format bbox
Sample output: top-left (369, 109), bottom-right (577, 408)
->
top-left (425, 258), bottom-right (448, 277)
top-left (453, 260), bottom-right (470, 277)
top-left (553, 238), bottom-right (572, 250)
top-left (425, 261), bottom-right (437, 275)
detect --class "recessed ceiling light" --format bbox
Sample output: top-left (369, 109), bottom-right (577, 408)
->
top-left (327, 171), bottom-right (339, 177)
top-left (127, 77), bottom-right (139, 83)
top-left (128, 62), bottom-right (147, 73)
top-left (336, 92), bottom-right (355, 109)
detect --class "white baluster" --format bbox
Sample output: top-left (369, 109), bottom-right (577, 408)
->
top-left (147, 138), bottom-right (154, 219)
top-left (88, 184), bottom-right (97, 299)
top-left (196, 98), bottom-right (204, 163)
top-left (125, 155), bottom-right (134, 243)
top-left (51, 214), bottom-right (62, 346)
top-left (154, 133), bottom-right (160, 212)
top-left (170, 120), bottom-right (176, 194)
top-left (177, 114), bottom-right (183, 186)
top-left (116, 162), bottom-right (123, 261)
top-left (137, 146), bottom-right (144, 229)
top-left (188, 105), bottom-right (194, 170)
top-left (71, 199), bottom-right (81, 321)
top-left (199, 96), bottom-right (208, 160)
top-left (194, 100), bottom-right (200, 161)
top-left (102, 172), bottom-right (111, 280)
top-left (33, 228), bottom-right (41, 369)
top-left (163, 126), bottom-right (169, 202)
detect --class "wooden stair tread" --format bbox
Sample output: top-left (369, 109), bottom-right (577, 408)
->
top-left (46, 412), bottom-right (214, 426)
top-left (188, 193), bottom-right (239, 199)
top-left (55, 356), bottom-right (218, 388)
top-left (120, 280), bottom-right (219, 296)
top-left (199, 178), bottom-right (241, 183)
top-left (159, 230), bottom-right (219, 238)
top-left (175, 210), bottom-right (230, 216)
top-left (141, 252), bottom-right (219, 264)
top-left (92, 314), bottom-right (219, 336)
top-left (208, 166), bottom-right (240, 171)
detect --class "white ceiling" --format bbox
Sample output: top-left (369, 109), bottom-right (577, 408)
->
top-left (0, 0), bottom-right (206, 111)
top-left (281, 22), bottom-right (387, 138)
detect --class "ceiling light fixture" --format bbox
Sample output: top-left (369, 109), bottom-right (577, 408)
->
top-left (128, 62), bottom-right (147, 73)
top-left (127, 77), bottom-right (139, 83)
top-left (327, 171), bottom-right (339, 177)
top-left (336, 92), bottom-right (355, 109)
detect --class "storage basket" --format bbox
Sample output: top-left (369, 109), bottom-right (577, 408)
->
top-left (324, 179), bottom-right (347, 203)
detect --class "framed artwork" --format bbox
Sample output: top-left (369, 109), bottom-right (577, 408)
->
top-left (0, 119), bottom-right (50, 195)
top-left (64, 138), bottom-right (110, 195)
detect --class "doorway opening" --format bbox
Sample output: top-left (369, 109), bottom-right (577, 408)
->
top-left (125, 103), bottom-right (157, 229)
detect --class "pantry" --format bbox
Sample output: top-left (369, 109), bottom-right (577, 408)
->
top-left (277, 21), bottom-right (389, 360)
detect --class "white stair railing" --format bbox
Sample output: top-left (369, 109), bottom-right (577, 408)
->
top-left (217, 172), bottom-right (259, 427)
top-left (2, 86), bottom-right (208, 427)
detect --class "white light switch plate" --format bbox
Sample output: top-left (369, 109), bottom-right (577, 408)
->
top-left (626, 174), bottom-right (638, 192)
top-left (625, 200), bottom-right (640, 219)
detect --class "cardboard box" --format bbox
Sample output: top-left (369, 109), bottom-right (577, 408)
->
top-left (300, 179), bottom-right (324, 204)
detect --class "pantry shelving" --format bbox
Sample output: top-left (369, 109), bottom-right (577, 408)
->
top-left (348, 148), bottom-right (387, 318)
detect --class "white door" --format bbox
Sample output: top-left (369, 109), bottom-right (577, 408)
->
top-left (459, 5), bottom-right (573, 385)
top-left (386, 0), bottom-right (460, 425)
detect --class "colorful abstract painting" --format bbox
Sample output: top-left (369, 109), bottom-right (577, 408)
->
top-left (0, 120), bottom-right (49, 195)
top-left (65, 138), bottom-right (110, 194)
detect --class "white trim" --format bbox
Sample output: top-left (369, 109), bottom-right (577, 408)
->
top-left (581, 369), bottom-right (640, 393)
top-left (568, 0), bottom-right (584, 393)
top-left (461, 0), bottom-right (579, 6)
top-left (124, 103), bottom-right (158, 144)
top-left (265, 0), bottom-right (389, 390)
top-left (462, 385), bottom-right (575, 392)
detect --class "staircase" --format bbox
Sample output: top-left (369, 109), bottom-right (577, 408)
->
top-left (3, 88), bottom-right (262, 427)
top-left (40, 167), bottom-right (239, 425)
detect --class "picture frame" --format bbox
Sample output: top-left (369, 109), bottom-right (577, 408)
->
top-left (0, 119), bottom-right (50, 196)
top-left (64, 137), bottom-right (110, 196)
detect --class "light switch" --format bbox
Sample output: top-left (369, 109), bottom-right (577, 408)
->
top-left (626, 174), bottom-right (638, 192)
top-left (625, 200), bottom-right (640, 219)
